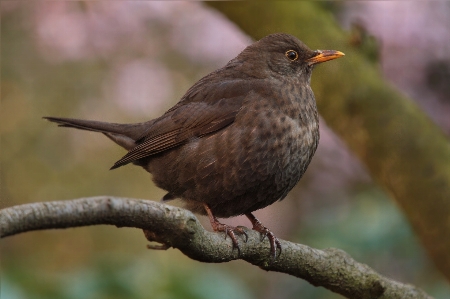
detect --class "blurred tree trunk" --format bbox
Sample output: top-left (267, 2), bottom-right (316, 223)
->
top-left (208, 2), bottom-right (450, 282)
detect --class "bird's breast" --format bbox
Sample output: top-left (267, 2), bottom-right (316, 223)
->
top-left (146, 83), bottom-right (320, 217)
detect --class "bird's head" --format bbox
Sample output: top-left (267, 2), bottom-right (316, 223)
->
top-left (235, 33), bottom-right (344, 80)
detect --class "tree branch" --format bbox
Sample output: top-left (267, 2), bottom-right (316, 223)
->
top-left (1, 197), bottom-right (431, 299)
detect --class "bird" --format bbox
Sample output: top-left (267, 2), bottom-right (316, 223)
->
top-left (44, 33), bottom-right (344, 259)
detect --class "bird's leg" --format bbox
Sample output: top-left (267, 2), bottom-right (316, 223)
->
top-left (245, 213), bottom-right (282, 260)
top-left (203, 203), bottom-right (248, 254)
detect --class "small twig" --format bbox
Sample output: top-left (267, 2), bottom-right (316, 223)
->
top-left (0, 196), bottom-right (432, 299)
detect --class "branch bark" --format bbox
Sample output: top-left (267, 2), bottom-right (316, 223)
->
top-left (1, 197), bottom-right (432, 299)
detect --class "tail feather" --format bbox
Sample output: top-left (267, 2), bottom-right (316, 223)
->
top-left (43, 117), bottom-right (147, 140)
top-left (43, 117), bottom-right (152, 166)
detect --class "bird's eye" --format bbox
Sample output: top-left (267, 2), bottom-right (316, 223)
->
top-left (285, 50), bottom-right (298, 61)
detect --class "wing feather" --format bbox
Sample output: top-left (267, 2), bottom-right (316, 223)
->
top-left (111, 78), bottom-right (258, 169)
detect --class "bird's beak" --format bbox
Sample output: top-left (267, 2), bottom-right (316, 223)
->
top-left (306, 50), bottom-right (345, 65)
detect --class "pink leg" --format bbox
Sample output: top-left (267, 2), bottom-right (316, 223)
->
top-left (203, 203), bottom-right (248, 254)
top-left (245, 212), bottom-right (282, 260)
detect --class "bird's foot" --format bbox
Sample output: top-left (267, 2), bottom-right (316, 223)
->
top-left (245, 213), bottom-right (282, 260)
top-left (211, 221), bottom-right (248, 253)
top-left (203, 204), bottom-right (248, 255)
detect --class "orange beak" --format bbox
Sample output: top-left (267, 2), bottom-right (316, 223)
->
top-left (306, 50), bottom-right (345, 65)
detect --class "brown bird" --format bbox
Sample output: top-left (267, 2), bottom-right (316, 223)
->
top-left (44, 33), bottom-right (344, 259)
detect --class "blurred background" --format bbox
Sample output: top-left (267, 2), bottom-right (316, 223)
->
top-left (1, 2), bottom-right (450, 299)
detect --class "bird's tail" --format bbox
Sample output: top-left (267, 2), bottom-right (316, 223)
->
top-left (44, 117), bottom-right (132, 135)
top-left (43, 116), bottom-right (147, 151)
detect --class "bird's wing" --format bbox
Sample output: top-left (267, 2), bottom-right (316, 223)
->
top-left (110, 79), bottom-right (251, 169)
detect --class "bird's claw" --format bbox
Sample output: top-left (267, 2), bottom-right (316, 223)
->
top-left (271, 236), bottom-right (282, 261)
top-left (204, 204), bottom-right (248, 255)
top-left (256, 226), bottom-right (282, 260)
top-left (215, 223), bottom-right (248, 255)
top-left (245, 213), bottom-right (282, 260)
